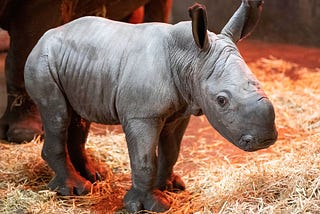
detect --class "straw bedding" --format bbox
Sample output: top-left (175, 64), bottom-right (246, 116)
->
top-left (0, 47), bottom-right (319, 213)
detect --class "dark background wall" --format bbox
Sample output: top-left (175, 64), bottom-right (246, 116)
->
top-left (171, 0), bottom-right (320, 47)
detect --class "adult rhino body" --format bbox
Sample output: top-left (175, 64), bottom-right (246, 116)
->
top-left (25, 1), bottom-right (277, 212)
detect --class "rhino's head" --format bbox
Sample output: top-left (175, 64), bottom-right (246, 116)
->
top-left (187, 0), bottom-right (277, 151)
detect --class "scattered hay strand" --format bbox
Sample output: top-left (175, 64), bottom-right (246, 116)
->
top-left (0, 54), bottom-right (319, 213)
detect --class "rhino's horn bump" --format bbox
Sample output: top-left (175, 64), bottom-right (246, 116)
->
top-left (221, 0), bottom-right (263, 43)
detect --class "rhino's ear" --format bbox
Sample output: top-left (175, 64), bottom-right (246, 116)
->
top-left (188, 3), bottom-right (209, 50)
top-left (221, 0), bottom-right (263, 43)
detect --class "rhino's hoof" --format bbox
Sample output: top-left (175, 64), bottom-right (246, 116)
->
top-left (171, 174), bottom-right (186, 191)
top-left (158, 173), bottom-right (186, 192)
top-left (124, 188), bottom-right (171, 212)
top-left (4, 101), bottom-right (43, 143)
top-left (7, 127), bottom-right (42, 143)
top-left (48, 175), bottom-right (92, 196)
top-left (83, 171), bottom-right (102, 184)
top-left (78, 162), bottom-right (103, 183)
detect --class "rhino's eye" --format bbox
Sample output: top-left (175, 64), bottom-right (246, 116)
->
top-left (217, 96), bottom-right (227, 107)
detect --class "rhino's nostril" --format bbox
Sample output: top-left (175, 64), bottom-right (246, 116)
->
top-left (257, 96), bottom-right (268, 102)
top-left (240, 135), bottom-right (254, 145)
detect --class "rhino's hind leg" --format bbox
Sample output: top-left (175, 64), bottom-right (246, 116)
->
top-left (24, 53), bottom-right (92, 195)
top-left (34, 90), bottom-right (91, 195)
top-left (66, 111), bottom-right (102, 183)
top-left (156, 116), bottom-right (190, 191)
top-left (41, 104), bottom-right (92, 195)
top-left (40, 106), bottom-right (92, 195)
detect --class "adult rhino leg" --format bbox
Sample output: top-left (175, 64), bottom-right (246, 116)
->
top-left (122, 118), bottom-right (171, 212)
top-left (156, 116), bottom-right (190, 191)
top-left (0, 46), bottom-right (42, 143)
top-left (0, 1), bottom-right (61, 143)
top-left (144, 0), bottom-right (172, 22)
top-left (66, 112), bottom-right (101, 183)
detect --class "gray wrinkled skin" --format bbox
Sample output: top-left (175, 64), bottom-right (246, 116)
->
top-left (24, 0), bottom-right (277, 212)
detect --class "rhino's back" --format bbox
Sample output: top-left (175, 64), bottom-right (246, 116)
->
top-left (33, 17), bottom-right (176, 124)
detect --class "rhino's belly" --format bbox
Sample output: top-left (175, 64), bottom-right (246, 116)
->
top-left (60, 69), bottom-right (120, 125)
top-left (66, 89), bottom-right (120, 125)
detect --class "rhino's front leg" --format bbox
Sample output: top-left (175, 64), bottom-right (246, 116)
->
top-left (122, 118), bottom-right (171, 212)
top-left (156, 116), bottom-right (190, 191)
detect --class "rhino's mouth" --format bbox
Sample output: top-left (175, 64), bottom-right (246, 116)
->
top-left (239, 138), bottom-right (277, 152)
top-left (238, 134), bottom-right (277, 152)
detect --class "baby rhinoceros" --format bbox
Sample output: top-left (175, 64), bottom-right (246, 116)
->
top-left (25, 0), bottom-right (277, 212)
